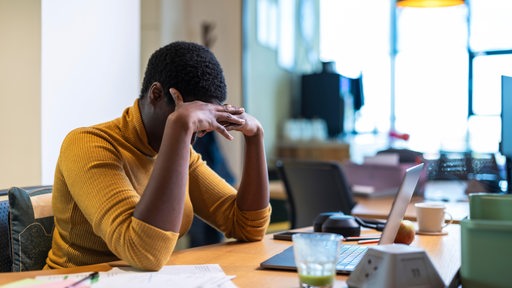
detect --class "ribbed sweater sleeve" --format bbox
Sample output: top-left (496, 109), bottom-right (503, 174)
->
top-left (188, 150), bottom-right (271, 241)
top-left (49, 128), bottom-right (178, 270)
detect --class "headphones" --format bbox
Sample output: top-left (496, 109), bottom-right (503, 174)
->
top-left (313, 212), bottom-right (386, 238)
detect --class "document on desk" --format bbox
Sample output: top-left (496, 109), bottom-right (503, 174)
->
top-left (34, 264), bottom-right (237, 288)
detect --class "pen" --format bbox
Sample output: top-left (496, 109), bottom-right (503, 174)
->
top-left (357, 239), bottom-right (380, 244)
top-left (344, 235), bottom-right (381, 242)
top-left (65, 271), bottom-right (99, 288)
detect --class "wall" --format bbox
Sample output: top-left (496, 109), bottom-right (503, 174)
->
top-left (0, 0), bottom-right (41, 187)
top-left (243, 0), bottom-right (294, 164)
top-left (186, 0), bottom-right (243, 179)
top-left (141, 0), bottom-right (244, 182)
top-left (41, 0), bottom-right (141, 184)
top-left (0, 0), bottom-right (245, 186)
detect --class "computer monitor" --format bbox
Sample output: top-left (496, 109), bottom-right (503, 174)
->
top-left (349, 76), bottom-right (364, 112)
top-left (301, 72), bottom-right (343, 137)
top-left (300, 71), bottom-right (364, 138)
top-left (501, 75), bottom-right (512, 192)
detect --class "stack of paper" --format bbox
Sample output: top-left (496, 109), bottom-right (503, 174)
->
top-left (3, 264), bottom-right (236, 288)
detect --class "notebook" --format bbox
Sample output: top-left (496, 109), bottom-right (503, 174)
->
top-left (260, 163), bottom-right (424, 274)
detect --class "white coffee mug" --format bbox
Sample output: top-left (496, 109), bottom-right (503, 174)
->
top-left (415, 202), bottom-right (453, 233)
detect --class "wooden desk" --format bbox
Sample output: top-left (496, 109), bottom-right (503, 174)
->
top-left (0, 225), bottom-right (461, 287)
top-left (353, 196), bottom-right (469, 224)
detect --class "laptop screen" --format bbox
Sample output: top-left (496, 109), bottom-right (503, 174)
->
top-left (378, 163), bottom-right (424, 244)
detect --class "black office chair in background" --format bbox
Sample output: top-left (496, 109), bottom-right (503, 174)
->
top-left (276, 159), bottom-right (357, 229)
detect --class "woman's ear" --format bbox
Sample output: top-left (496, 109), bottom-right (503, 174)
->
top-left (148, 82), bottom-right (164, 103)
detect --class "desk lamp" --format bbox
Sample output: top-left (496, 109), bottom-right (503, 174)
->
top-left (397, 0), bottom-right (465, 7)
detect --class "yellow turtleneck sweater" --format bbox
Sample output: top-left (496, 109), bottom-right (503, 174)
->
top-left (45, 100), bottom-right (270, 271)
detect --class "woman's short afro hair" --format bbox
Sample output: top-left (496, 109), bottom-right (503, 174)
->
top-left (139, 41), bottom-right (227, 106)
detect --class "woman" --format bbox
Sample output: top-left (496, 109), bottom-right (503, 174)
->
top-left (45, 41), bottom-right (270, 270)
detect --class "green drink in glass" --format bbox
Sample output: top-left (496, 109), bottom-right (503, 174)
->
top-left (299, 274), bottom-right (334, 287)
top-left (293, 233), bottom-right (342, 288)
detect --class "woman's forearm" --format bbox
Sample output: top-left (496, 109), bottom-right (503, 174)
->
top-left (134, 116), bottom-right (193, 231)
top-left (236, 127), bottom-right (270, 211)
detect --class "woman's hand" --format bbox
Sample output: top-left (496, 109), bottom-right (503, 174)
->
top-left (169, 88), bottom-right (246, 141)
top-left (221, 107), bottom-right (263, 138)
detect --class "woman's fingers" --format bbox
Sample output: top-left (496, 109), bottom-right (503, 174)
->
top-left (218, 112), bottom-right (245, 126)
top-left (213, 123), bottom-right (234, 140)
top-left (216, 106), bottom-right (248, 134)
top-left (167, 94), bottom-right (246, 140)
top-left (222, 104), bottom-right (245, 115)
top-left (169, 88), bottom-right (184, 106)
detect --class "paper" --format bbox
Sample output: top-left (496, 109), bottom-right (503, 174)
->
top-left (35, 264), bottom-right (236, 288)
top-left (0, 279), bottom-right (46, 288)
top-left (363, 154), bottom-right (400, 166)
top-left (0, 278), bottom-right (90, 288)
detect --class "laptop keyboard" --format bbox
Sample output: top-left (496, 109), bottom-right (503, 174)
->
top-left (336, 245), bottom-right (368, 271)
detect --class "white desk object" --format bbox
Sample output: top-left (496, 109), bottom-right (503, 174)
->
top-left (347, 244), bottom-right (444, 288)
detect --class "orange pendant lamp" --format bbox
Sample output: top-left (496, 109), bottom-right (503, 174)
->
top-left (397, 0), bottom-right (465, 7)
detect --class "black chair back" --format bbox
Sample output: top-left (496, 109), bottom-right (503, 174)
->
top-left (0, 185), bottom-right (53, 272)
top-left (0, 189), bottom-right (11, 272)
top-left (276, 159), bottom-right (356, 229)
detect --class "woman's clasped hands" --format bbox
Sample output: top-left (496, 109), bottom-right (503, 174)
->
top-left (169, 88), bottom-right (263, 142)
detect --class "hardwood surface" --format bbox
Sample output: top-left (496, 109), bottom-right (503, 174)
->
top-left (0, 225), bottom-right (461, 287)
top-left (353, 196), bottom-right (469, 224)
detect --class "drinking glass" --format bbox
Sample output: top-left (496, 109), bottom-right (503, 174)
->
top-left (292, 233), bottom-right (342, 288)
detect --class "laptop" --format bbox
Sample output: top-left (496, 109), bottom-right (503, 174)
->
top-left (260, 163), bottom-right (424, 274)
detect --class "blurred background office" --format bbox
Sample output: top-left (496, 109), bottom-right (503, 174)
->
top-left (246, 0), bottom-right (512, 157)
top-left (1, 0), bottom-right (512, 191)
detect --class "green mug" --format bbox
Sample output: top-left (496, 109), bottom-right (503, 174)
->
top-left (469, 193), bottom-right (512, 221)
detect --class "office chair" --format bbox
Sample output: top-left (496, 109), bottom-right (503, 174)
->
top-left (0, 185), bottom-right (53, 272)
top-left (276, 159), bottom-right (357, 229)
top-left (0, 188), bottom-right (10, 272)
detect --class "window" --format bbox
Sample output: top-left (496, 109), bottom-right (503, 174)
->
top-left (319, 0), bottom-right (512, 154)
top-left (256, 0), bottom-right (296, 70)
top-left (468, 0), bottom-right (512, 153)
top-left (395, 5), bottom-right (468, 153)
top-left (320, 0), bottom-right (390, 134)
